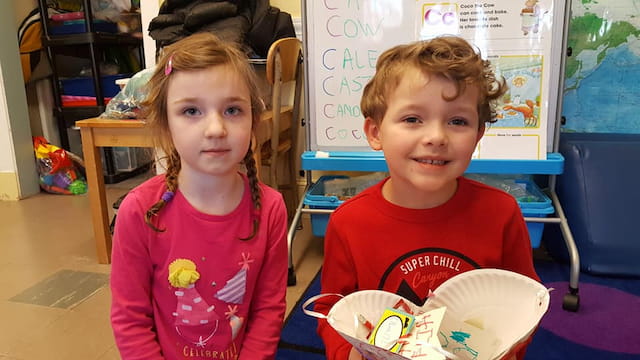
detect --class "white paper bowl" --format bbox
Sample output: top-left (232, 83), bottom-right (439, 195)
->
top-left (427, 268), bottom-right (550, 358)
top-left (329, 290), bottom-right (417, 360)
top-left (305, 268), bottom-right (550, 360)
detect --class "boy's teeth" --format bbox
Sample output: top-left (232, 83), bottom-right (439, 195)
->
top-left (419, 159), bottom-right (446, 165)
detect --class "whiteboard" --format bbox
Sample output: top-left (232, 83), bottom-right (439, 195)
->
top-left (302, 0), bottom-right (568, 159)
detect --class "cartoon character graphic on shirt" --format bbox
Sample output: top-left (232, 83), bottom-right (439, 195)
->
top-left (169, 253), bottom-right (253, 348)
top-left (377, 248), bottom-right (481, 306)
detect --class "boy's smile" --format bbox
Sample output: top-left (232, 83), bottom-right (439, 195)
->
top-left (364, 67), bottom-right (484, 209)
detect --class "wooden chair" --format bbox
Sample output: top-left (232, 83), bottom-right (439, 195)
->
top-left (253, 37), bottom-right (303, 215)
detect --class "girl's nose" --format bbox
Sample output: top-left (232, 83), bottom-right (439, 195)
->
top-left (204, 113), bottom-right (227, 138)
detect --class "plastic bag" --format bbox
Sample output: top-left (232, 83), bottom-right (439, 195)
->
top-left (92, 0), bottom-right (132, 21)
top-left (100, 67), bottom-right (154, 119)
top-left (33, 136), bottom-right (87, 195)
top-left (465, 174), bottom-right (541, 202)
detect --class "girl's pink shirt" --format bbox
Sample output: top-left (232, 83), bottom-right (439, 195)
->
top-left (110, 174), bottom-right (288, 359)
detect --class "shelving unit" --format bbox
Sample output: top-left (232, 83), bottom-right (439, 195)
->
top-left (37, 0), bottom-right (148, 183)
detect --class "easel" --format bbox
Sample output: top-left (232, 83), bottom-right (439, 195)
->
top-left (288, 0), bottom-right (580, 311)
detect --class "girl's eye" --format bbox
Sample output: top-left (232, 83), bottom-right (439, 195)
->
top-left (403, 117), bottom-right (420, 124)
top-left (183, 107), bottom-right (201, 116)
top-left (225, 106), bottom-right (242, 116)
top-left (449, 118), bottom-right (468, 126)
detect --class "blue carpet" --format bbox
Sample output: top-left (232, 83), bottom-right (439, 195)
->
top-left (277, 269), bottom-right (324, 360)
top-left (277, 260), bottom-right (640, 359)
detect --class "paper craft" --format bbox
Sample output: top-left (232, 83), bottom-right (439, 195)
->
top-left (369, 308), bottom-right (415, 353)
top-left (437, 313), bottom-right (501, 360)
top-left (303, 268), bottom-right (550, 360)
top-left (397, 307), bottom-right (448, 360)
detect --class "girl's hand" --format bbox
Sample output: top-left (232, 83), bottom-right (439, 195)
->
top-left (348, 347), bottom-right (364, 360)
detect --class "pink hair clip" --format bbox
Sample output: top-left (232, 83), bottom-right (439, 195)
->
top-left (164, 54), bottom-right (174, 76)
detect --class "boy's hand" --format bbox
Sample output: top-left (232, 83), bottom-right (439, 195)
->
top-left (348, 347), bottom-right (364, 360)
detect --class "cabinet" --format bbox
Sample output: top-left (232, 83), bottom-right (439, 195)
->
top-left (37, 0), bottom-right (147, 183)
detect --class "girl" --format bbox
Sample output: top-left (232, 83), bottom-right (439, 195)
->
top-left (110, 32), bottom-right (288, 360)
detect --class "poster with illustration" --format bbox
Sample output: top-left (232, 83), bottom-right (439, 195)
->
top-left (493, 56), bottom-right (543, 129)
top-left (520, 0), bottom-right (544, 36)
top-left (415, 0), bottom-right (554, 159)
top-left (305, 0), bottom-right (564, 159)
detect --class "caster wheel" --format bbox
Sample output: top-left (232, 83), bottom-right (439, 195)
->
top-left (287, 267), bottom-right (297, 286)
top-left (562, 292), bottom-right (579, 312)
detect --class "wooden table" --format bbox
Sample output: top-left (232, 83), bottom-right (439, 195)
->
top-left (76, 118), bottom-right (152, 264)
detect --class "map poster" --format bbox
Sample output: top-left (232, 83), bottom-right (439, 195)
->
top-left (561, 0), bottom-right (640, 134)
top-left (416, 0), bottom-right (556, 159)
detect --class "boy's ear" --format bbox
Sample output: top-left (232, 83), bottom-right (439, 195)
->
top-left (364, 117), bottom-right (383, 151)
top-left (476, 123), bottom-right (486, 143)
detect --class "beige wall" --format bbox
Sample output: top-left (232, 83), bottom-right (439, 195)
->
top-left (271, 0), bottom-right (301, 18)
top-left (13, 0), bottom-right (37, 26)
top-left (0, 1), bottom-right (39, 200)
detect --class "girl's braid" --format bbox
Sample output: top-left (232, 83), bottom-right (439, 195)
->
top-left (239, 147), bottom-right (261, 240)
top-left (145, 150), bottom-right (181, 232)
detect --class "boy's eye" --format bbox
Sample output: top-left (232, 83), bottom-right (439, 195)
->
top-left (183, 107), bottom-right (201, 116)
top-left (449, 118), bottom-right (468, 126)
top-left (403, 117), bottom-right (420, 124)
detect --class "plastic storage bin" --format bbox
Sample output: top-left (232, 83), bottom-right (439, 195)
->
top-left (60, 74), bottom-right (130, 97)
top-left (516, 179), bottom-right (554, 248)
top-left (304, 176), bottom-right (554, 247)
top-left (113, 147), bottom-right (153, 172)
top-left (49, 20), bottom-right (118, 35)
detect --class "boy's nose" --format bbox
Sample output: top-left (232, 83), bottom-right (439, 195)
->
top-left (423, 122), bottom-right (447, 146)
top-left (204, 114), bottom-right (227, 137)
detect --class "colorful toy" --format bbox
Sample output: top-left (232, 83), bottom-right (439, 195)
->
top-left (33, 136), bottom-right (88, 195)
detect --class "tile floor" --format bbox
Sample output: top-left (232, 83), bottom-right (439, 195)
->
top-left (0, 171), bottom-right (324, 359)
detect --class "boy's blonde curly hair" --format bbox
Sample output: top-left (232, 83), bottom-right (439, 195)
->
top-left (361, 36), bottom-right (507, 127)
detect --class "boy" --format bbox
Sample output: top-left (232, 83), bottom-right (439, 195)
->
top-left (316, 36), bottom-right (540, 360)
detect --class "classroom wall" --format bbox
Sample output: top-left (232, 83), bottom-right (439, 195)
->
top-left (0, 0), bottom-right (32, 174)
top-left (141, 1), bottom-right (161, 67)
top-left (13, 0), bottom-right (37, 21)
top-left (271, 0), bottom-right (301, 18)
top-left (0, 71), bottom-right (15, 175)
top-left (0, 0), bottom-right (39, 200)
